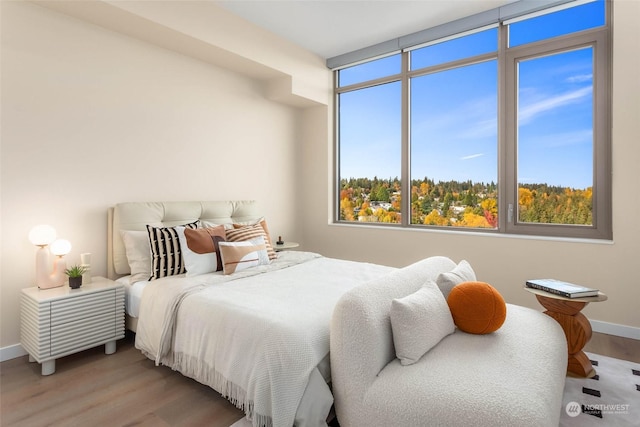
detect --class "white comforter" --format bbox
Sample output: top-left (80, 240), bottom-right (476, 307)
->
top-left (135, 251), bottom-right (394, 427)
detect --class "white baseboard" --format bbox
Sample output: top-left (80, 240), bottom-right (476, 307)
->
top-left (0, 343), bottom-right (27, 362)
top-left (591, 319), bottom-right (640, 340)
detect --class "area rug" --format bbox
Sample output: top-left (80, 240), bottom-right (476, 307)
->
top-left (560, 352), bottom-right (640, 427)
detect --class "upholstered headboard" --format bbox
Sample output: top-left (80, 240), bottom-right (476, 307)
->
top-left (107, 200), bottom-right (261, 279)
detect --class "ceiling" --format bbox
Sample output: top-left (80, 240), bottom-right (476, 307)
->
top-left (214, 0), bottom-right (516, 59)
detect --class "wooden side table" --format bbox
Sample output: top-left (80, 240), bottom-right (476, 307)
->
top-left (525, 287), bottom-right (607, 378)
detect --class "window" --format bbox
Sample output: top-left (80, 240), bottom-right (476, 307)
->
top-left (335, 0), bottom-right (611, 239)
top-left (338, 80), bottom-right (402, 223)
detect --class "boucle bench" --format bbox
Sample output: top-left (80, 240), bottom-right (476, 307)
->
top-left (330, 256), bottom-right (567, 427)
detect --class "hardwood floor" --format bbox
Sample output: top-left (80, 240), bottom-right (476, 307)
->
top-left (584, 330), bottom-right (640, 363)
top-left (1, 331), bottom-right (638, 427)
top-left (0, 333), bottom-right (245, 427)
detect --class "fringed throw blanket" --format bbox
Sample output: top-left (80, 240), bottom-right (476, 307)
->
top-left (135, 251), bottom-right (394, 427)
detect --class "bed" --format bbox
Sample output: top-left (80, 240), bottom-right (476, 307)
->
top-left (107, 201), bottom-right (395, 427)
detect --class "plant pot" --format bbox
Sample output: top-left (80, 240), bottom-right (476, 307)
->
top-left (68, 276), bottom-right (82, 289)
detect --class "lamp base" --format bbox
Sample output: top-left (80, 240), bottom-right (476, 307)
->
top-left (35, 249), bottom-right (67, 289)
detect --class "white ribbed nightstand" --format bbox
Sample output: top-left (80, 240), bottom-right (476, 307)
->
top-left (274, 241), bottom-right (299, 251)
top-left (20, 277), bottom-right (125, 375)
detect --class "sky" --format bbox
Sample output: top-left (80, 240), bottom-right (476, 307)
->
top-left (338, 0), bottom-right (605, 190)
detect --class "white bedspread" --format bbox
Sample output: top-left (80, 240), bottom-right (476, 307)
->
top-left (135, 251), bottom-right (394, 427)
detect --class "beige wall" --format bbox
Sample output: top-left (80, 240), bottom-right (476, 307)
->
top-left (0, 1), bottom-right (320, 350)
top-left (301, 0), bottom-right (640, 335)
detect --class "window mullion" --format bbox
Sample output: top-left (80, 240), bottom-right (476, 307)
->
top-left (499, 22), bottom-right (516, 234)
top-left (401, 52), bottom-right (410, 226)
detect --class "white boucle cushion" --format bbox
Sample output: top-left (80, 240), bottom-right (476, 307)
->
top-left (390, 280), bottom-right (455, 366)
top-left (436, 259), bottom-right (476, 299)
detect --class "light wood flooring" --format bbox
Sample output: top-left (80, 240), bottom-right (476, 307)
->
top-left (0, 332), bottom-right (244, 427)
top-left (1, 331), bottom-right (639, 427)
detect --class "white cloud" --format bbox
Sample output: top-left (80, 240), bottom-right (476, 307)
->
top-left (566, 74), bottom-right (593, 83)
top-left (518, 86), bottom-right (591, 125)
top-left (461, 153), bottom-right (484, 160)
top-left (412, 95), bottom-right (497, 140)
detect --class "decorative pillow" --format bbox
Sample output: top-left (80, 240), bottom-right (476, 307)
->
top-left (232, 217), bottom-right (272, 237)
top-left (436, 260), bottom-right (476, 299)
top-left (120, 230), bottom-right (151, 283)
top-left (227, 222), bottom-right (277, 260)
top-left (146, 221), bottom-right (198, 280)
top-left (390, 280), bottom-right (456, 366)
top-left (176, 225), bottom-right (226, 276)
top-left (218, 237), bottom-right (270, 275)
top-left (447, 281), bottom-right (507, 334)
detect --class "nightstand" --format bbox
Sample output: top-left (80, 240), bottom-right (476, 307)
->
top-left (274, 241), bottom-right (300, 251)
top-left (20, 276), bottom-right (125, 375)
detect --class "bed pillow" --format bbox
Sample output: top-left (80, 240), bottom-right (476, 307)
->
top-left (146, 221), bottom-right (198, 280)
top-left (436, 260), bottom-right (476, 299)
top-left (218, 237), bottom-right (270, 275)
top-left (176, 225), bottom-right (226, 276)
top-left (227, 222), bottom-right (277, 260)
top-left (120, 230), bottom-right (151, 283)
top-left (390, 280), bottom-right (455, 366)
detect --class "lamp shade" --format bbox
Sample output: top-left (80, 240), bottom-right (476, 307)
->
top-left (50, 239), bottom-right (72, 256)
top-left (28, 225), bottom-right (57, 246)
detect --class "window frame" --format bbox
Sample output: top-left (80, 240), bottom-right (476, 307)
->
top-left (503, 28), bottom-right (611, 239)
top-left (334, 1), bottom-right (611, 240)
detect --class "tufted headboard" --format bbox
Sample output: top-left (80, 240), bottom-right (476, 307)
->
top-left (107, 200), bottom-right (261, 279)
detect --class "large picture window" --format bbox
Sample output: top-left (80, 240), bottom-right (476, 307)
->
top-left (335, 0), bottom-right (610, 239)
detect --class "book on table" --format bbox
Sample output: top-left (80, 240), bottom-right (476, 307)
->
top-left (526, 279), bottom-right (599, 298)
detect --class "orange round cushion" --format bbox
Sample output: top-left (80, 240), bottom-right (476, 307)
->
top-left (447, 281), bottom-right (506, 334)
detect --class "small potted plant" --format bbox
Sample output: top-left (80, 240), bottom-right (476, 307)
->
top-left (65, 265), bottom-right (87, 289)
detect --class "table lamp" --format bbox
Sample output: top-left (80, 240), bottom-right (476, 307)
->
top-left (29, 225), bottom-right (71, 289)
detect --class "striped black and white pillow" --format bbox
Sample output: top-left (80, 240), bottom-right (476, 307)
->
top-left (146, 221), bottom-right (198, 280)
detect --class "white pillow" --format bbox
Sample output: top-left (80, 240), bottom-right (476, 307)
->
top-left (436, 259), bottom-right (476, 299)
top-left (390, 280), bottom-right (455, 366)
top-left (176, 225), bottom-right (226, 276)
top-left (120, 230), bottom-right (151, 283)
top-left (218, 237), bottom-right (270, 275)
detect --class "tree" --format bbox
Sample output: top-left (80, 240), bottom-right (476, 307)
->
top-left (420, 197), bottom-right (432, 215)
top-left (481, 197), bottom-right (498, 228)
top-left (455, 211), bottom-right (490, 228)
top-left (424, 209), bottom-right (449, 226)
top-left (420, 182), bottom-right (430, 197)
top-left (340, 197), bottom-right (354, 221)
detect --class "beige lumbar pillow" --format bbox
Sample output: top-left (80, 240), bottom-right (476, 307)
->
top-left (218, 237), bottom-right (270, 275)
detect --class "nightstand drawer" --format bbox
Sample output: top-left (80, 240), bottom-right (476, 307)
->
top-left (51, 313), bottom-right (120, 356)
top-left (51, 290), bottom-right (117, 326)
